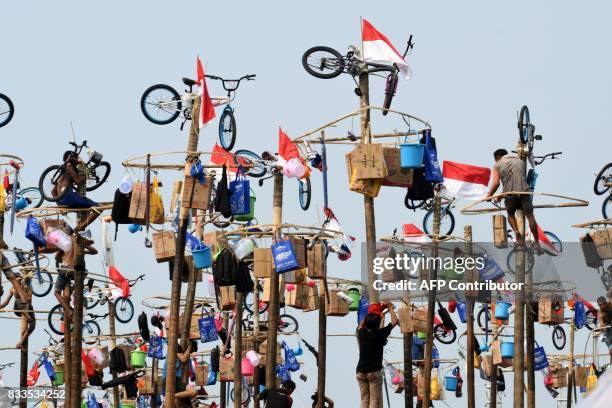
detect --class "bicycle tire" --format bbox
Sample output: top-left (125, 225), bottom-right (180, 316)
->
top-left (594, 163), bottom-right (612, 195)
top-left (218, 107), bottom-right (237, 151)
top-left (140, 84), bottom-right (182, 125)
top-left (603, 195), bottom-right (611, 219)
top-left (433, 324), bottom-right (456, 344)
top-left (518, 105), bottom-right (530, 144)
top-left (543, 231), bottom-right (563, 255)
top-left (18, 187), bottom-right (44, 209)
top-left (114, 297), bottom-right (134, 323)
top-left (48, 304), bottom-right (66, 335)
top-left (552, 325), bottom-right (566, 350)
top-left (299, 178), bottom-right (311, 211)
top-left (38, 164), bottom-right (68, 202)
top-left (230, 385), bottom-right (251, 404)
top-left (382, 72), bottom-right (398, 116)
top-left (30, 271), bottom-right (53, 297)
top-left (404, 191), bottom-right (426, 210)
top-left (477, 306), bottom-right (493, 334)
top-left (84, 286), bottom-right (101, 310)
top-left (422, 208), bottom-right (455, 237)
top-left (85, 161), bottom-right (111, 192)
top-left (243, 290), bottom-right (268, 315)
top-left (234, 149), bottom-right (266, 178)
top-left (585, 309), bottom-right (598, 331)
top-left (506, 247), bottom-right (536, 275)
top-left (0, 93), bottom-right (14, 128)
top-left (83, 320), bottom-right (101, 344)
top-left (278, 314), bottom-right (299, 333)
top-left (302, 46), bottom-right (345, 79)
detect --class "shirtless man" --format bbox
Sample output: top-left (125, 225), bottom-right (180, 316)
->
top-left (0, 275), bottom-right (35, 350)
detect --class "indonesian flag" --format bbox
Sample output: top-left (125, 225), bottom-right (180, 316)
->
top-left (108, 265), bottom-right (130, 298)
top-left (278, 127), bottom-right (300, 161)
top-left (442, 161), bottom-right (491, 201)
top-left (537, 224), bottom-right (559, 255)
top-left (362, 18), bottom-right (412, 79)
top-left (210, 143), bottom-right (238, 173)
top-left (196, 56), bottom-right (216, 128)
top-left (402, 224), bottom-right (429, 243)
top-left (323, 207), bottom-right (356, 248)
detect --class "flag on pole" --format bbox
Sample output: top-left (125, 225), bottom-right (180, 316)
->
top-left (402, 223), bottom-right (429, 243)
top-left (278, 127), bottom-right (300, 161)
top-left (210, 143), bottom-right (238, 173)
top-left (108, 265), bottom-right (130, 298)
top-left (537, 225), bottom-right (559, 255)
top-left (442, 161), bottom-right (491, 200)
top-left (362, 18), bottom-right (412, 79)
top-left (196, 56), bottom-right (216, 128)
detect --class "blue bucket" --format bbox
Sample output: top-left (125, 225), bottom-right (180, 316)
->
top-left (480, 343), bottom-right (489, 352)
top-left (445, 376), bottom-right (458, 391)
top-left (501, 342), bottom-right (514, 359)
top-left (495, 301), bottom-right (512, 320)
top-left (399, 144), bottom-right (425, 169)
top-left (15, 197), bottom-right (28, 211)
top-left (192, 246), bottom-right (212, 269)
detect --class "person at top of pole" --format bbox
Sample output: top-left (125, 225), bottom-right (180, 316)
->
top-left (486, 148), bottom-right (543, 254)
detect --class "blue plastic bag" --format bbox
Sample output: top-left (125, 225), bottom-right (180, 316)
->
top-left (229, 166), bottom-right (250, 215)
top-left (457, 301), bottom-right (467, 323)
top-left (271, 239), bottom-right (299, 272)
top-left (412, 337), bottom-right (424, 360)
top-left (574, 301), bottom-right (586, 329)
top-left (206, 370), bottom-right (217, 385)
top-left (282, 341), bottom-right (300, 372)
top-left (25, 216), bottom-right (46, 247)
top-left (198, 315), bottom-right (219, 343)
top-left (357, 296), bottom-right (369, 325)
top-left (479, 257), bottom-right (504, 282)
top-left (86, 392), bottom-right (99, 408)
top-left (42, 356), bottom-right (56, 381)
top-left (432, 345), bottom-right (440, 368)
top-left (423, 131), bottom-right (443, 183)
top-left (533, 343), bottom-right (548, 370)
top-left (276, 363), bottom-right (292, 382)
top-left (148, 335), bottom-right (166, 360)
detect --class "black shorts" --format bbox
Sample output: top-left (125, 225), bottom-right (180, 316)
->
top-left (504, 194), bottom-right (533, 214)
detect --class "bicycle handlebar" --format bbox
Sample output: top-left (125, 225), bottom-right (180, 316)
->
top-left (88, 313), bottom-right (109, 320)
top-left (128, 274), bottom-right (146, 286)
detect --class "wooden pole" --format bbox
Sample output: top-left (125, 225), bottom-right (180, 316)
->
top-left (490, 313), bottom-right (499, 408)
top-left (234, 292), bottom-right (244, 408)
top-left (265, 174), bottom-right (283, 388)
top-left (403, 294), bottom-right (413, 408)
top-left (165, 97), bottom-right (201, 407)
top-left (317, 287), bottom-right (326, 408)
top-left (567, 309), bottom-right (575, 408)
top-left (108, 295), bottom-right (120, 408)
top-left (465, 226), bottom-right (475, 408)
top-left (220, 311), bottom-right (229, 408)
top-left (526, 220), bottom-right (536, 408)
top-left (252, 284), bottom-right (261, 408)
top-left (63, 284), bottom-right (72, 408)
top-left (19, 315), bottom-right (28, 408)
top-left (422, 194), bottom-right (441, 408)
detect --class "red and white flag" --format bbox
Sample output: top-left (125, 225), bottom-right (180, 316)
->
top-left (402, 223), bottom-right (429, 243)
top-left (537, 224), bottom-right (559, 255)
top-left (278, 127), bottom-right (300, 161)
top-left (196, 56), bottom-right (216, 128)
top-left (362, 18), bottom-right (412, 79)
top-left (209, 143), bottom-right (238, 174)
top-left (108, 265), bottom-right (130, 298)
top-left (442, 161), bottom-right (491, 201)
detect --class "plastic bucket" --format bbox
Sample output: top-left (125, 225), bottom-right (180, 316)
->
top-left (234, 238), bottom-right (255, 260)
top-left (241, 358), bottom-right (254, 376)
top-left (15, 197), bottom-right (28, 211)
top-left (399, 144), bottom-right (425, 169)
top-left (234, 196), bottom-right (256, 222)
top-left (445, 376), bottom-right (458, 391)
top-left (495, 301), bottom-right (512, 320)
top-left (246, 350), bottom-right (260, 366)
top-left (193, 246), bottom-right (212, 269)
top-left (501, 342), bottom-right (514, 359)
top-left (53, 371), bottom-right (64, 386)
top-left (347, 288), bottom-right (361, 311)
top-left (121, 402), bottom-right (135, 408)
top-left (130, 350), bottom-right (146, 368)
top-left (417, 331), bottom-right (427, 339)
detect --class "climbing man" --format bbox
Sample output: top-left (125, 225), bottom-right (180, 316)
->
top-left (0, 274), bottom-right (35, 350)
top-left (487, 148), bottom-right (542, 253)
top-left (259, 379), bottom-right (296, 408)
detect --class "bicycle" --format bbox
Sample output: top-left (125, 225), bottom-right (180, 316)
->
top-left (38, 140), bottom-right (111, 202)
top-left (14, 249), bottom-right (53, 298)
top-left (85, 274), bottom-right (144, 323)
top-left (0, 93), bottom-right (14, 128)
top-left (47, 308), bottom-right (106, 344)
top-left (4, 186), bottom-right (44, 211)
top-left (594, 162), bottom-right (612, 219)
top-left (302, 37), bottom-right (414, 114)
top-left (433, 302), bottom-right (457, 344)
top-left (404, 191), bottom-right (457, 237)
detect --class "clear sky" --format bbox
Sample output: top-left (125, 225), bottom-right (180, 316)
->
top-left (1, 1), bottom-right (611, 406)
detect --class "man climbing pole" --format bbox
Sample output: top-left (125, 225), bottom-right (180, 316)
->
top-left (487, 148), bottom-right (542, 253)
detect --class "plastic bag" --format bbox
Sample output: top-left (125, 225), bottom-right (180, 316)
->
top-left (229, 166), bottom-right (250, 216)
top-left (25, 216), bottom-right (46, 247)
top-left (148, 176), bottom-right (165, 224)
top-left (198, 314), bottom-right (219, 343)
top-left (282, 341), bottom-right (300, 372)
top-left (574, 301), bottom-right (586, 329)
top-left (271, 239), bottom-right (298, 272)
top-left (423, 131), bottom-right (443, 183)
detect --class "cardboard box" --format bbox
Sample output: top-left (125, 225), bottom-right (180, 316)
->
top-left (181, 170), bottom-right (212, 210)
top-left (324, 288), bottom-right (350, 316)
top-left (538, 297), bottom-right (564, 325)
top-left (203, 231), bottom-right (227, 254)
top-left (152, 231), bottom-right (176, 263)
top-left (345, 152), bottom-right (383, 197)
top-left (219, 286), bottom-right (236, 311)
top-left (128, 182), bottom-right (147, 224)
top-left (195, 364), bottom-right (209, 386)
top-left (350, 144), bottom-right (387, 180)
top-left (591, 229), bottom-right (612, 259)
top-left (463, 267), bottom-right (480, 299)
top-left (290, 238), bottom-right (308, 269)
top-left (260, 340), bottom-right (282, 366)
top-left (398, 305), bottom-right (414, 334)
top-left (303, 284), bottom-right (320, 312)
top-left (285, 284), bottom-right (310, 309)
top-left (412, 307), bottom-right (429, 333)
top-left (307, 241), bottom-right (326, 279)
top-left (253, 248), bottom-right (274, 278)
top-left (219, 354), bottom-right (235, 382)
top-left (550, 364), bottom-right (568, 388)
top-left (382, 147), bottom-right (413, 187)
top-left (493, 215), bottom-right (508, 249)
top-left (282, 267), bottom-right (307, 284)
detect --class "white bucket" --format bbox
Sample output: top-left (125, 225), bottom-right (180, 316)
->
top-left (233, 238), bottom-right (255, 260)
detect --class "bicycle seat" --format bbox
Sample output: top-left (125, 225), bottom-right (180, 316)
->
top-left (182, 77), bottom-right (198, 87)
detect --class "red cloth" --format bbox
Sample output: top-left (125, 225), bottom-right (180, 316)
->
top-left (278, 127), bottom-right (300, 161)
top-left (3, 171), bottom-right (9, 190)
top-left (196, 56), bottom-right (216, 127)
top-left (448, 299), bottom-right (457, 313)
top-left (82, 350), bottom-right (95, 377)
top-left (367, 303), bottom-right (388, 316)
top-left (27, 361), bottom-right (40, 386)
top-left (109, 266), bottom-right (130, 298)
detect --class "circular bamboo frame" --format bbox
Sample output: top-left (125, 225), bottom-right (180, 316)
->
top-left (121, 150), bottom-right (254, 171)
top-left (142, 295), bottom-right (216, 310)
top-left (571, 219), bottom-right (612, 229)
top-left (219, 223), bottom-right (343, 239)
top-left (16, 203), bottom-right (113, 218)
top-left (0, 154), bottom-right (25, 173)
top-left (0, 249), bottom-right (50, 271)
top-left (460, 192), bottom-right (589, 215)
top-left (380, 235), bottom-right (489, 255)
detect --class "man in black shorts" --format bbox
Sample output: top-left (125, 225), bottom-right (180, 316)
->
top-left (487, 149), bottom-right (542, 252)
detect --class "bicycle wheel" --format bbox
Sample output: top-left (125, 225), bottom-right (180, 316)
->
top-left (114, 297), bottom-right (134, 323)
top-left (48, 304), bottom-right (66, 335)
top-left (30, 271), bottom-right (53, 297)
top-left (234, 149), bottom-right (266, 178)
top-left (85, 161), bottom-right (111, 192)
top-left (404, 191), bottom-right (426, 210)
top-left (433, 324), bottom-right (456, 344)
top-left (603, 195), bottom-right (611, 219)
top-left (244, 290), bottom-right (269, 315)
top-left (302, 46), bottom-right (345, 79)
top-left (423, 208), bottom-right (455, 237)
top-left (82, 320), bottom-right (100, 345)
top-left (218, 107), bottom-right (237, 151)
top-left (278, 314), bottom-right (299, 333)
top-left (518, 105), bottom-right (530, 144)
top-left (594, 163), bottom-right (612, 195)
top-left (0, 93), bottom-right (14, 128)
top-left (506, 247), bottom-right (535, 274)
top-left (84, 286), bottom-right (101, 310)
top-left (552, 325), bottom-right (566, 350)
top-left (140, 84), bottom-right (182, 125)
top-left (38, 165), bottom-right (68, 202)
top-left (477, 306), bottom-right (492, 334)
top-left (18, 187), bottom-right (44, 209)
top-left (230, 385), bottom-right (251, 404)
top-left (299, 178), bottom-right (311, 211)
top-left (543, 231), bottom-right (562, 255)
top-left (585, 309), bottom-right (598, 331)
top-left (382, 72), bottom-right (398, 116)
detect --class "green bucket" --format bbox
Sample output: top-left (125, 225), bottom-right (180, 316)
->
top-left (417, 331), bottom-right (427, 339)
top-left (130, 350), bottom-right (146, 368)
top-left (347, 288), bottom-right (361, 311)
top-left (121, 403), bottom-right (135, 408)
top-left (53, 371), bottom-right (64, 386)
top-left (234, 196), bottom-right (256, 222)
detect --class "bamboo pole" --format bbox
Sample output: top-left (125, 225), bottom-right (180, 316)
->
top-left (422, 194), bottom-right (441, 408)
top-left (526, 220), bottom-right (536, 408)
top-left (63, 283), bottom-right (72, 408)
top-left (402, 295), bottom-right (413, 407)
top-left (234, 292), bottom-right (244, 408)
top-left (465, 226), bottom-right (475, 408)
top-left (317, 287), bottom-right (327, 408)
top-left (165, 96), bottom-right (201, 407)
top-left (220, 312), bottom-right (228, 408)
top-left (490, 314), bottom-right (499, 408)
top-left (19, 315), bottom-right (27, 408)
top-left (108, 296), bottom-right (120, 408)
top-left (253, 283), bottom-right (261, 408)
top-left (567, 309), bottom-right (575, 408)
top-left (265, 173), bottom-right (283, 388)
